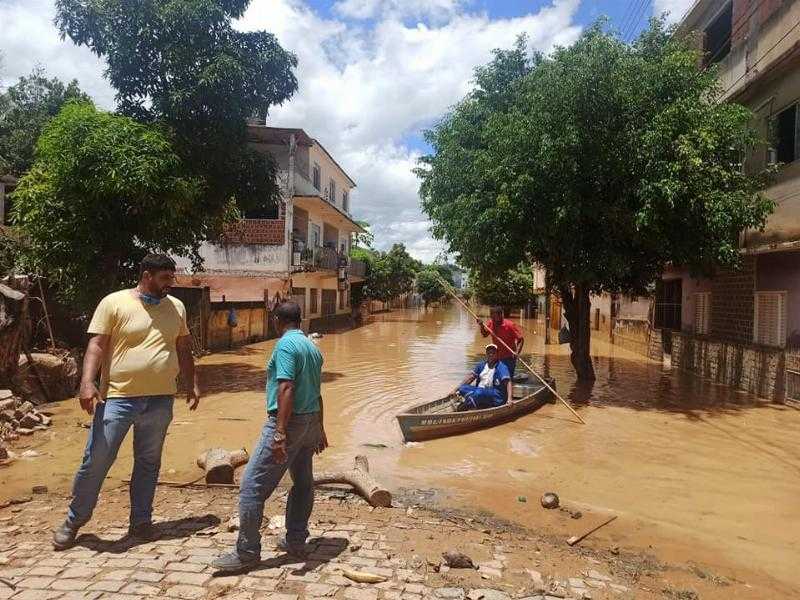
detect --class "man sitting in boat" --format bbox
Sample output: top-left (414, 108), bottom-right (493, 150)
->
top-left (453, 344), bottom-right (513, 411)
top-left (477, 306), bottom-right (524, 376)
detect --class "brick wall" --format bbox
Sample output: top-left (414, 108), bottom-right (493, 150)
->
top-left (672, 331), bottom-right (785, 400)
top-left (221, 219), bottom-right (285, 245)
top-left (710, 256), bottom-right (756, 344)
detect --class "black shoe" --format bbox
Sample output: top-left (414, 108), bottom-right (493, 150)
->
top-left (211, 550), bottom-right (260, 573)
top-left (128, 522), bottom-right (160, 541)
top-left (53, 521), bottom-right (79, 551)
top-left (277, 536), bottom-right (307, 558)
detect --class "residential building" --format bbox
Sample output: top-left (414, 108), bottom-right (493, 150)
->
top-left (174, 125), bottom-right (367, 333)
top-left (650, 0), bottom-right (800, 400)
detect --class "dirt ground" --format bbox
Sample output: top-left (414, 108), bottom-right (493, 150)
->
top-left (0, 482), bottom-right (792, 600)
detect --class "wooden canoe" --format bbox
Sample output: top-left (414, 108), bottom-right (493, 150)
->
top-left (396, 377), bottom-right (556, 442)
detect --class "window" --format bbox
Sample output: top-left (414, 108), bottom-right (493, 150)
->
top-left (343, 190), bottom-right (349, 213)
top-left (312, 164), bottom-right (321, 190)
top-left (310, 288), bottom-right (318, 314)
top-left (654, 279), bottom-right (683, 331)
top-left (771, 103), bottom-right (798, 165)
top-left (311, 223), bottom-right (321, 247)
top-left (754, 291), bottom-right (787, 347)
top-left (339, 289), bottom-right (344, 310)
top-left (703, 2), bottom-right (732, 66)
top-left (328, 179), bottom-right (336, 204)
top-left (694, 292), bottom-right (711, 335)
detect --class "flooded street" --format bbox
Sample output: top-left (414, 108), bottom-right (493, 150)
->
top-left (2, 306), bottom-right (799, 593)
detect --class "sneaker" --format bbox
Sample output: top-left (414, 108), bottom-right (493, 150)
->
top-left (128, 522), bottom-right (160, 541)
top-left (52, 521), bottom-right (79, 551)
top-left (277, 536), bottom-right (307, 558)
top-left (211, 550), bottom-right (260, 573)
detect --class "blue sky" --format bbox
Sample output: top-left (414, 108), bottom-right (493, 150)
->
top-left (2, 0), bottom-right (693, 261)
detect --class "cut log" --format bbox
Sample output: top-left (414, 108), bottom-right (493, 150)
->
top-left (314, 455), bottom-right (392, 508)
top-left (197, 448), bottom-right (249, 484)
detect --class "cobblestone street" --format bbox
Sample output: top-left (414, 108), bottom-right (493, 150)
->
top-left (0, 484), bottom-right (765, 600)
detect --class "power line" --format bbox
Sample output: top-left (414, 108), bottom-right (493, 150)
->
top-left (626, 0), bottom-right (653, 42)
top-left (619, 0), bottom-right (645, 40)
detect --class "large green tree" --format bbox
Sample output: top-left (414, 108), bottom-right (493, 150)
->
top-left (12, 102), bottom-right (208, 312)
top-left (417, 23), bottom-right (774, 380)
top-left (0, 67), bottom-right (89, 178)
top-left (55, 0), bottom-right (298, 216)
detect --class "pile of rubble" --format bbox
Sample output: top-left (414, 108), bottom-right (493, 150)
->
top-left (0, 388), bottom-right (52, 453)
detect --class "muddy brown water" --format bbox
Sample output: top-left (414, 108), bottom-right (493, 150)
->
top-left (2, 306), bottom-right (799, 593)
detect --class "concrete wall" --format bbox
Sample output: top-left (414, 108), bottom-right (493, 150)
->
top-left (710, 256), bottom-right (757, 344)
top-left (308, 143), bottom-right (355, 213)
top-left (175, 241), bottom-right (287, 275)
top-left (671, 331), bottom-right (786, 400)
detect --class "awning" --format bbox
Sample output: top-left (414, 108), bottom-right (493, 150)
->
top-left (293, 195), bottom-right (365, 234)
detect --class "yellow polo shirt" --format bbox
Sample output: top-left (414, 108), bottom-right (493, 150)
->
top-left (88, 290), bottom-right (190, 399)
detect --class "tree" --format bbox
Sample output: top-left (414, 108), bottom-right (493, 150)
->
top-left (417, 22), bottom-right (774, 380)
top-left (353, 220), bottom-right (375, 249)
top-left (470, 265), bottom-right (534, 310)
top-left (55, 0), bottom-right (298, 217)
top-left (12, 102), bottom-right (208, 312)
top-left (416, 266), bottom-right (453, 308)
top-left (355, 243), bottom-right (420, 303)
top-left (0, 67), bottom-right (89, 178)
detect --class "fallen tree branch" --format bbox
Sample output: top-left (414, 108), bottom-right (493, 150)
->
top-left (314, 455), bottom-right (391, 508)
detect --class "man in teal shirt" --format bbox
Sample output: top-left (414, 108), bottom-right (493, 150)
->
top-left (213, 301), bottom-right (327, 572)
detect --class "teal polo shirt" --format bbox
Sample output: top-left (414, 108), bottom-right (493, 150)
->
top-left (267, 329), bottom-right (323, 414)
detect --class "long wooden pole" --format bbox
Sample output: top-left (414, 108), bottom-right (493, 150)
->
top-left (436, 275), bottom-right (585, 424)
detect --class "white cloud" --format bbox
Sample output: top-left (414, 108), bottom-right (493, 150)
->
top-left (239, 0), bottom-right (583, 262)
top-left (1, 0), bottom-right (584, 263)
top-left (333, 0), bottom-right (467, 23)
top-left (0, 0), bottom-right (116, 107)
top-left (653, 0), bottom-right (696, 24)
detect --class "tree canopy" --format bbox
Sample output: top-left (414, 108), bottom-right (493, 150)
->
top-left (12, 102), bottom-right (209, 312)
top-left (352, 243), bottom-right (421, 303)
top-left (416, 265), bottom-right (454, 307)
top-left (0, 67), bottom-right (89, 178)
top-left (55, 0), bottom-right (298, 215)
top-left (470, 265), bottom-right (535, 309)
top-left (417, 23), bottom-right (774, 378)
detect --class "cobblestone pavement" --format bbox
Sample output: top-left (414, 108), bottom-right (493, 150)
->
top-left (0, 485), bottom-right (746, 600)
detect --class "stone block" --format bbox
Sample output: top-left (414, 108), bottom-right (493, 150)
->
top-left (49, 578), bottom-right (92, 591)
top-left (165, 571), bottom-right (210, 586)
top-left (120, 582), bottom-right (161, 595)
top-left (89, 580), bottom-right (128, 592)
top-left (16, 577), bottom-right (56, 589)
top-left (166, 561), bottom-right (207, 573)
top-left (164, 584), bottom-right (207, 599)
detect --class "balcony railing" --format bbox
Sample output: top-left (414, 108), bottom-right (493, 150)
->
top-left (292, 245), bottom-right (348, 272)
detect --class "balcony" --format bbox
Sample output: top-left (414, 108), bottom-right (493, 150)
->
top-left (291, 245), bottom-right (348, 273)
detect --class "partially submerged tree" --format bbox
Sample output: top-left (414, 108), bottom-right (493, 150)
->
top-left (354, 243), bottom-right (420, 303)
top-left (55, 0), bottom-right (298, 217)
top-left (0, 67), bottom-right (89, 178)
top-left (12, 102), bottom-right (208, 312)
top-left (416, 265), bottom-right (453, 307)
top-left (418, 23), bottom-right (774, 380)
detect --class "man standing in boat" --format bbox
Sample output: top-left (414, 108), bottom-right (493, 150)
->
top-left (478, 306), bottom-right (524, 376)
top-left (453, 343), bottom-right (513, 410)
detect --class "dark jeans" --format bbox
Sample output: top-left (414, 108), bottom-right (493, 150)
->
top-left (67, 396), bottom-right (174, 528)
top-left (237, 412), bottom-right (320, 558)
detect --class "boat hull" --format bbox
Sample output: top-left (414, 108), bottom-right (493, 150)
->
top-left (396, 379), bottom-right (555, 442)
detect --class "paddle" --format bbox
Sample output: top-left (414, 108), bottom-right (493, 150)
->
top-left (433, 273), bottom-right (586, 425)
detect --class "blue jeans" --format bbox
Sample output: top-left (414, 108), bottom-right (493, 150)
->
top-left (501, 357), bottom-right (517, 377)
top-left (237, 412), bottom-right (320, 558)
top-left (457, 385), bottom-right (505, 409)
top-left (67, 396), bottom-right (174, 528)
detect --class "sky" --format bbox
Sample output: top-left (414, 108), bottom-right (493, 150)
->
top-left (0, 0), bottom-right (695, 262)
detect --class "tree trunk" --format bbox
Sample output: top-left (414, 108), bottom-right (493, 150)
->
top-left (559, 284), bottom-right (595, 381)
top-left (197, 448), bottom-right (250, 484)
top-left (314, 455), bottom-right (392, 507)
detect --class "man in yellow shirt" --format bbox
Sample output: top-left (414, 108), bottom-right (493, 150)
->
top-left (53, 254), bottom-right (200, 550)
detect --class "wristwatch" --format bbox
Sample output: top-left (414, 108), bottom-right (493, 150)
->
top-left (273, 430), bottom-right (287, 443)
